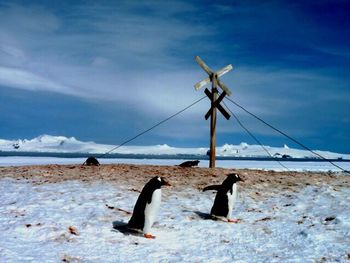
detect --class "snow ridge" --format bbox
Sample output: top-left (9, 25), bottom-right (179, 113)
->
top-left (0, 135), bottom-right (349, 160)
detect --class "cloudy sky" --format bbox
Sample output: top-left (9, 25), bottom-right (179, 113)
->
top-left (0, 0), bottom-right (349, 153)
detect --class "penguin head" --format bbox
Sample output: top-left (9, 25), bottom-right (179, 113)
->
top-left (223, 173), bottom-right (244, 187)
top-left (149, 176), bottom-right (171, 189)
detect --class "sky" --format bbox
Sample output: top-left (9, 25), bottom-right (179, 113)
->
top-left (0, 0), bottom-right (349, 154)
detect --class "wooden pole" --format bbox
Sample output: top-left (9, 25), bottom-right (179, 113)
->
top-left (210, 73), bottom-right (218, 168)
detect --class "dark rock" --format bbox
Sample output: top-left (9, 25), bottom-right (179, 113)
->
top-left (13, 143), bottom-right (20, 149)
top-left (324, 216), bottom-right (336, 222)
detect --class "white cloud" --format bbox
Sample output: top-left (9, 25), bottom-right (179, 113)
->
top-left (0, 1), bottom-right (348, 137)
top-left (0, 1), bottom-right (212, 110)
top-left (0, 66), bottom-right (78, 96)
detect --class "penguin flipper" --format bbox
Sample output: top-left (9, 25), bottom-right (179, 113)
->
top-left (203, 185), bottom-right (221, 192)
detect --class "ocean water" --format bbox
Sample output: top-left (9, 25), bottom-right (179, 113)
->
top-left (0, 151), bottom-right (349, 162)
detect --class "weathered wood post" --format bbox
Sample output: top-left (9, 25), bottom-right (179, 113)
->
top-left (210, 74), bottom-right (218, 168)
top-left (194, 56), bottom-right (233, 168)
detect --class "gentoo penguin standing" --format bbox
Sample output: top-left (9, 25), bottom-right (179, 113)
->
top-left (128, 176), bottom-right (170, 238)
top-left (203, 173), bottom-right (244, 223)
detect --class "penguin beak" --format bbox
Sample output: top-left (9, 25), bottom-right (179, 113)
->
top-left (239, 176), bottom-right (245, 182)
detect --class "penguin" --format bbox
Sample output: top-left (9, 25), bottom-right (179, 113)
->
top-left (128, 176), bottom-right (170, 238)
top-left (203, 173), bottom-right (244, 223)
top-left (84, 156), bottom-right (100, 166)
top-left (178, 160), bottom-right (200, 167)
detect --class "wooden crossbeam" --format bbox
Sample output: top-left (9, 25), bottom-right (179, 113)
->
top-left (194, 56), bottom-right (233, 96)
top-left (217, 78), bottom-right (232, 97)
top-left (195, 56), bottom-right (213, 76)
top-left (204, 89), bottom-right (230, 120)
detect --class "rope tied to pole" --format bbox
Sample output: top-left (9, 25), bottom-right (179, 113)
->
top-left (224, 96), bottom-right (349, 174)
top-left (218, 95), bottom-right (290, 171)
top-left (91, 95), bottom-right (207, 161)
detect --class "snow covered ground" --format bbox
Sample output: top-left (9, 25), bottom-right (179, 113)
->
top-left (0, 177), bottom-right (349, 262)
top-left (1, 136), bottom-right (349, 262)
top-left (0, 156), bottom-right (349, 173)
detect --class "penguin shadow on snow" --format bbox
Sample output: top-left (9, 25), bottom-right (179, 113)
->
top-left (193, 211), bottom-right (243, 222)
top-left (180, 208), bottom-right (212, 220)
top-left (188, 210), bottom-right (233, 221)
top-left (112, 221), bottom-right (144, 237)
top-left (193, 211), bottom-right (213, 220)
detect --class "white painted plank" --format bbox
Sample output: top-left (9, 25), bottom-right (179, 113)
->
top-left (217, 64), bottom-right (233, 77)
top-left (195, 56), bottom-right (213, 75)
top-left (194, 77), bottom-right (210, 90)
top-left (217, 79), bottom-right (232, 96)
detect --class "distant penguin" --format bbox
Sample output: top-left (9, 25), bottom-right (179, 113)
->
top-left (179, 160), bottom-right (200, 167)
top-left (128, 176), bottom-right (170, 238)
top-left (203, 173), bottom-right (244, 223)
top-left (84, 156), bottom-right (100, 166)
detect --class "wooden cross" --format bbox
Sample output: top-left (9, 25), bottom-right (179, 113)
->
top-left (194, 56), bottom-right (233, 96)
top-left (194, 56), bottom-right (233, 168)
top-left (204, 89), bottom-right (230, 120)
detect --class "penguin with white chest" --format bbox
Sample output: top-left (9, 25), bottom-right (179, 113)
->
top-left (203, 173), bottom-right (244, 223)
top-left (128, 176), bottom-right (170, 239)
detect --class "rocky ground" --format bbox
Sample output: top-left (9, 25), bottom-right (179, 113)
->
top-left (1, 163), bottom-right (349, 197)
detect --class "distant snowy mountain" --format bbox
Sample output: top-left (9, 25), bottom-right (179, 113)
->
top-left (0, 134), bottom-right (349, 160)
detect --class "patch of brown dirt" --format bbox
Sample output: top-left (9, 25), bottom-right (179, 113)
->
top-left (1, 164), bottom-right (349, 196)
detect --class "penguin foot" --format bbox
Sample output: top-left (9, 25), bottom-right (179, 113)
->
top-left (228, 218), bottom-right (239, 223)
top-left (144, 233), bottom-right (156, 239)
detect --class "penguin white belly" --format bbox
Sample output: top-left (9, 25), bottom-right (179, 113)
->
top-left (143, 189), bottom-right (161, 233)
top-left (226, 184), bottom-right (237, 218)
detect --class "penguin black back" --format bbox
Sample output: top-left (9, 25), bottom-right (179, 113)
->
top-left (178, 160), bottom-right (200, 167)
top-left (204, 173), bottom-right (243, 218)
top-left (128, 176), bottom-right (169, 230)
top-left (203, 173), bottom-right (242, 193)
top-left (84, 156), bottom-right (100, 166)
top-left (220, 173), bottom-right (242, 194)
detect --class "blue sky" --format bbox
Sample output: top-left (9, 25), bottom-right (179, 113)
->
top-left (0, 0), bottom-right (349, 153)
